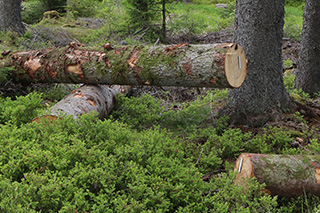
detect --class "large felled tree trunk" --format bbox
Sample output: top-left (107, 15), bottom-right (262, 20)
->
top-left (0, 0), bottom-right (25, 34)
top-left (234, 153), bottom-right (320, 198)
top-left (1, 42), bottom-right (247, 88)
top-left (294, 0), bottom-right (320, 95)
top-left (219, 0), bottom-right (296, 127)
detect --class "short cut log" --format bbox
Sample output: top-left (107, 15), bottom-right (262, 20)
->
top-left (32, 84), bottom-right (130, 122)
top-left (234, 153), bottom-right (320, 198)
top-left (2, 42), bottom-right (247, 88)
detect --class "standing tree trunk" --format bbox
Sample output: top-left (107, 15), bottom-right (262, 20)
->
top-left (0, 0), bottom-right (25, 34)
top-left (161, 0), bottom-right (166, 40)
top-left (219, 0), bottom-right (296, 127)
top-left (294, 0), bottom-right (320, 95)
top-left (66, 0), bottom-right (70, 14)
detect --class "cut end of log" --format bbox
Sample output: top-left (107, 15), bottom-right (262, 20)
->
top-left (234, 153), bottom-right (272, 196)
top-left (31, 115), bottom-right (59, 123)
top-left (225, 44), bottom-right (247, 88)
top-left (234, 153), bottom-right (255, 185)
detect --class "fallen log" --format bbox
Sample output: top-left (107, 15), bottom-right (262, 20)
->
top-left (1, 42), bottom-right (247, 88)
top-left (32, 84), bottom-right (131, 122)
top-left (234, 153), bottom-right (320, 198)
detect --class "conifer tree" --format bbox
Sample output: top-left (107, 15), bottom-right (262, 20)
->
top-left (126, 0), bottom-right (171, 40)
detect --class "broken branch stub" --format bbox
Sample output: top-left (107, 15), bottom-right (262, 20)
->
top-left (3, 43), bottom-right (247, 88)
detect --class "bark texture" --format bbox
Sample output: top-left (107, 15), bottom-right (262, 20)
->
top-left (1, 42), bottom-right (247, 88)
top-left (0, 0), bottom-right (25, 34)
top-left (234, 153), bottom-right (320, 198)
top-left (220, 0), bottom-right (295, 126)
top-left (32, 85), bottom-right (131, 122)
top-left (294, 0), bottom-right (320, 95)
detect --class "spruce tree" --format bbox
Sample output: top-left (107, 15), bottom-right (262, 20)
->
top-left (126, 0), bottom-right (171, 40)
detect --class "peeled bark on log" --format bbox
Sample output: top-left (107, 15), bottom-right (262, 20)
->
top-left (32, 84), bottom-right (130, 122)
top-left (1, 42), bottom-right (247, 88)
top-left (234, 153), bottom-right (320, 198)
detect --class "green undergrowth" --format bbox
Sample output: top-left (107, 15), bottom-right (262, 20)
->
top-left (284, 4), bottom-right (304, 41)
top-left (167, 2), bottom-right (235, 35)
top-left (0, 1), bottom-right (315, 211)
top-left (284, 69), bottom-right (311, 102)
top-left (0, 92), bottom-right (44, 126)
top-left (0, 89), bottom-right (319, 211)
top-left (0, 1), bottom-right (304, 50)
top-left (0, 102), bottom-right (277, 212)
top-left (111, 89), bottom-right (229, 134)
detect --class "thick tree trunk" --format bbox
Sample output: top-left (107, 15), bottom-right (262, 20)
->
top-left (1, 42), bottom-right (247, 88)
top-left (0, 0), bottom-right (25, 34)
top-left (234, 153), bottom-right (320, 198)
top-left (219, 0), bottom-right (296, 127)
top-left (32, 84), bottom-right (131, 122)
top-left (294, 0), bottom-right (320, 95)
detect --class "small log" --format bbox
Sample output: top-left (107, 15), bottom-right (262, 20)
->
top-left (1, 43), bottom-right (247, 88)
top-left (234, 153), bottom-right (320, 198)
top-left (32, 84), bottom-right (130, 122)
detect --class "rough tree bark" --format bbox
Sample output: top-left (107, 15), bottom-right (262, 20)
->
top-left (294, 0), bottom-right (320, 95)
top-left (32, 85), bottom-right (131, 122)
top-left (1, 42), bottom-right (247, 88)
top-left (234, 153), bottom-right (320, 198)
top-left (219, 0), bottom-right (296, 127)
top-left (0, 0), bottom-right (25, 34)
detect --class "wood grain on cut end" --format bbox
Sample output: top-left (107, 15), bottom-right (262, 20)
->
top-left (234, 153), bottom-right (254, 185)
top-left (225, 44), bottom-right (247, 88)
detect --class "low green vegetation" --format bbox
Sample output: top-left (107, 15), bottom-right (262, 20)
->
top-left (285, 0), bottom-right (305, 7)
top-left (0, 114), bottom-right (280, 212)
top-left (0, 73), bottom-right (320, 211)
top-left (18, 0), bottom-right (304, 46)
top-left (284, 4), bottom-right (304, 41)
top-left (168, 2), bottom-right (235, 35)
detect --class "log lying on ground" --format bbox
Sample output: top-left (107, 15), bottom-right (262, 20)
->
top-left (32, 84), bottom-right (130, 122)
top-left (1, 42), bottom-right (247, 88)
top-left (234, 153), bottom-right (320, 198)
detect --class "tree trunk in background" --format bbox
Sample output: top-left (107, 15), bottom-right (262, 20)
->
top-left (294, 0), bottom-right (320, 95)
top-left (162, 0), bottom-right (166, 40)
top-left (0, 0), bottom-right (25, 34)
top-left (219, 0), bottom-right (296, 127)
top-left (66, 0), bottom-right (70, 14)
top-left (234, 153), bottom-right (320, 198)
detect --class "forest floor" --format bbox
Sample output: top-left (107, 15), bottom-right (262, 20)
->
top-left (4, 4), bottom-right (320, 211)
